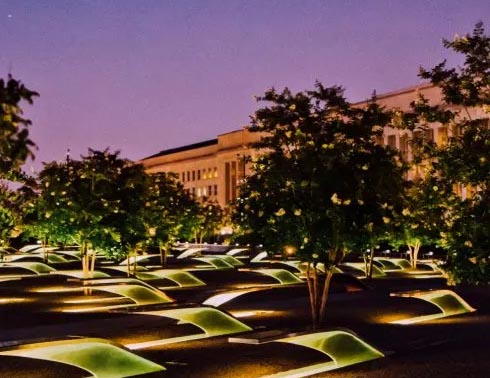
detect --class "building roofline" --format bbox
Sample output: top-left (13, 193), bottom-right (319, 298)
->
top-left (352, 82), bottom-right (434, 105)
top-left (217, 127), bottom-right (247, 137)
top-left (143, 83), bottom-right (437, 161)
top-left (142, 138), bottom-right (218, 160)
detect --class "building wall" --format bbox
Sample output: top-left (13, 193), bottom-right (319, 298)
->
top-left (140, 129), bottom-right (261, 207)
top-left (355, 84), bottom-right (484, 182)
top-left (140, 84), bottom-right (485, 206)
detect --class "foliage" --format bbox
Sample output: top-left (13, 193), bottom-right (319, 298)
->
top-left (235, 83), bottom-right (405, 326)
top-left (0, 185), bottom-right (21, 247)
top-left (0, 75), bottom-right (38, 248)
top-left (23, 160), bottom-right (81, 247)
top-left (84, 149), bottom-right (149, 261)
top-left (417, 22), bottom-right (490, 284)
top-left (390, 175), bottom-right (456, 268)
top-left (145, 172), bottom-right (197, 265)
top-left (442, 195), bottom-right (490, 285)
top-left (191, 199), bottom-right (224, 244)
top-left (0, 75), bottom-right (38, 180)
top-left (27, 150), bottom-right (149, 274)
top-left (419, 22), bottom-right (490, 109)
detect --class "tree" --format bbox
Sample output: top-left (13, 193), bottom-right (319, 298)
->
top-left (21, 160), bottom-right (81, 262)
top-left (0, 75), bottom-right (38, 181)
top-left (0, 185), bottom-right (20, 249)
top-left (32, 150), bottom-right (149, 276)
top-left (417, 22), bottom-right (490, 283)
top-left (390, 176), bottom-right (456, 268)
top-left (235, 83), bottom-right (405, 327)
top-left (145, 172), bottom-right (197, 266)
top-left (191, 200), bottom-right (224, 245)
top-left (89, 150), bottom-right (148, 275)
top-left (0, 76), bottom-right (38, 250)
top-left (419, 22), bottom-right (489, 110)
top-left (441, 194), bottom-right (490, 285)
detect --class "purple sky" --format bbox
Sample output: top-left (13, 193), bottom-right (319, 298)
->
top-left (1, 0), bottom-right (489, 172)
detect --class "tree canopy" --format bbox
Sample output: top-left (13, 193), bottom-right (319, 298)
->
top-left (145, 172), bottom-right (197, 265)
top-left (0, 75), bottom-right (38, 181)
top-left (417, 22), bottom-right (490, 284)
top-left (25, 149), bottom-right (149, 275)
top-left (235, 83), bottom-right (405, 326)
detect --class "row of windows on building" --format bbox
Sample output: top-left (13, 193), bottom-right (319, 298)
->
top-left (180, 167), bottom-right (218, 183)
top-left (384, 126), bottom-right (450, 161)
top-left (185, 185), bottom-right (219, 198)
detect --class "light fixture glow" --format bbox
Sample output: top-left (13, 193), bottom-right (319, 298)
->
top-left (390, 289), bottom-right (476, 325)
top-left (0, 338), bottom-right (165, 377)
top-left (230, 310), bottom-right (276, 318)
top-left (261, 330), bottom-right (384, 378)
top-left (203, 288), bottom-right (262, 307)
top-left (125, 306), bottom-right (252, 350)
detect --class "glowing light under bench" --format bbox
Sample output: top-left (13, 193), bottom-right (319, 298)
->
top-left (203, 288), bottom-right (264, 307)
top-left (0, 337), bottom-right (165, 378)
top-left (125, 306), bottom-right (252, 350)
top-left (240, 268), bottom-right (304, 285)
top-left (390, 289), bottom-right (476, 325)
top-left (341, 262), bottom-right (386, 277)
top-left (136, 269), bottom-right (206, 287)
top-left (261, 330), bottom-right (384, 378)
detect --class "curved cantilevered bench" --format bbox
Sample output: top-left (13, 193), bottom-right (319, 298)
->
top-left (192, 256), bottom-right (235, 269)
top-left (201, 269), bottom-right (303, 308)
top-left (61, 282), bottom-right (174, 312)
top-left (202, 287), bottom-right (266, 307)
top-left (0, 337), bottom-right (165, 378)
top-left (249, 268), bottom-right (304, 285)
top-left (226, 248), bottom-right (249, 256)
top-left (210, 255), bottom-right (244, 267)
top-left (52, 270), bottom-right (111, 279)
top-left (94, 267), bottom-right (206, 288)
top-left (118, 254), bottom-right (161, 266)
top-left (135, 269), bottom-right (206, 287)
top-left (233, 268), bottom-right (304, 285)
top-left (261, 329), bottom-right (384, 378)
top-left (340, 262), bottom-right (386, 277)
top-left (389, 289), bottom-right (476, 324)
top-left (176, 247), bottom-right (205, 259)
top-left (0, 262), bottom-right (56, 275)
top-left (125, 306), bottom-right (252, 350)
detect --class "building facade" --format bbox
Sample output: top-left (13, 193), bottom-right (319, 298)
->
top-left (141, 129), bottom-right (261, 208)
top-left (140, 84), bottom-right (485, 206)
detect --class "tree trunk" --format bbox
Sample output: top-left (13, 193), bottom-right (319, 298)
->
top-left (42, 237), bottom-right (49, 264)
top-left (319, 269), bottom-right (334, 323)
top-left (81, 241), bottom-right (89, 279)
top-left (126, 251), bottom-right (131, 277)
top-left (132, 249), bottom-right (138, 275)
top-left (363, 253), bottom-right (369, 279)
top-left (407, 241), bottom-right (421, 269)
top-left (159, 244), bottom-right (168, 268)
top-left (305, 262), bottom-right (318, 328)
top-left (412, 240), bottom-right (421, 269)
top-left (407, 245), bottom-right (414, 269)
top-left (305, 249), bottom-right (343, 329)
top-left (90, 249), bottom-right (96, 278)
top-left (313, 265), bottom-right (319, 325)
top-left (367, 244), bottom-right (375, 279)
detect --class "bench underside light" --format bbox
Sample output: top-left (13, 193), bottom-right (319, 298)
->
top-left (0, 338), bottom-right (165, 378)
top-left (261, 330), bottom-right (384, 378)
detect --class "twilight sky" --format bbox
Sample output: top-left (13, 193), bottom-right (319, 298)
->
top-left (1, 0), bottom-right (489, 172)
